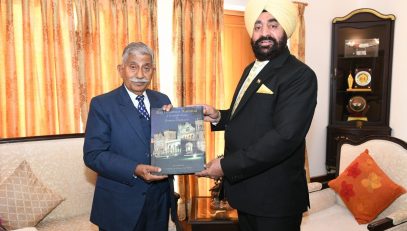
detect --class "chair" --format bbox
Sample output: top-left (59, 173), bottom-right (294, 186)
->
top-left (302, 136), bottom-right (407, 231)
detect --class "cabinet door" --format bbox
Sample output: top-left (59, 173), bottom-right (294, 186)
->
top-left (326, 9), bottom-right (395, 174)
top-left (329, 9), bottom-right (395, 127)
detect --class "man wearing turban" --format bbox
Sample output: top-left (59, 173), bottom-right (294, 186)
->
top-left (197, 0), bottom-right (317, 230)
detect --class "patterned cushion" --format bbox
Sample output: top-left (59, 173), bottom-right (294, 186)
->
top-left (0, 160), bottom-right (64, 230)
top-left (328, 149), bottom-right (406, 224)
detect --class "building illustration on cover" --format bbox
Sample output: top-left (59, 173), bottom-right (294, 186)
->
top-left (152, 119), bottom-right (205, 158)
top-left (150, 106), bottom-right (206, 174)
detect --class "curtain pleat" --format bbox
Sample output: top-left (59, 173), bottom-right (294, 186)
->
top-left (0, 0), bottom-right (158, 138)
top-left (173, 0), bottom-right (224, 220)
top-left (291, 1), bottom-right (307, 62)
top-left (291, 1), bottom-right (310, 182)
top-left (0, 0), bottom-right (79, 137)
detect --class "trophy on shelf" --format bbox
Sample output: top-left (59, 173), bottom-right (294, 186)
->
top-left (347, 96), bottom-right (369, 127)
top-left (347, 72), bottom-right (354, 91)
top-left (344, 38), bottom-right (379, 58)
top-left (346, 68), bottom-right (372, 92)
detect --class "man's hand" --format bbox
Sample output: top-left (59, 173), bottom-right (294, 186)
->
top-left (201, 104), bottom-right (221, 123)
top-left (162, 104), bottom-right (173, 112)
top-left (196, 158), bottom-right (224, 180)
top-left (134, 164), bottom-right (168, 182)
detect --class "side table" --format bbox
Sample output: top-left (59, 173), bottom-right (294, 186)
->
top-left (188, 196), bottom-right (240, 231)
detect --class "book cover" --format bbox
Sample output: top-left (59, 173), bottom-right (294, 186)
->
top-left (151, 106), bottom-right (206, 175)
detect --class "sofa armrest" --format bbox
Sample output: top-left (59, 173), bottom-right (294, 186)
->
top-left (308, 182), bottom-right (322, 192)
top-left (368, 209), bottom-right (407, 231)
top-left (307, 182), bottom-right (330, 192)
top-left (11, 228), bottom-right (38, 231)
top-left (307, 187), bottom-right (337, 214)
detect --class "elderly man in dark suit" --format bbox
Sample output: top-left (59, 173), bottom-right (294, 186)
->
top-left (84, 42), bottom-right (174, 231)
top-left (197, 0), bottom-right (317, 230)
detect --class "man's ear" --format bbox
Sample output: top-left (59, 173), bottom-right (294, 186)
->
top-left (117, 64), bottom-right (122, 73)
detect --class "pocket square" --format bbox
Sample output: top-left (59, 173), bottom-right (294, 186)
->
top-left (256, 84), bottom-right (274, 94)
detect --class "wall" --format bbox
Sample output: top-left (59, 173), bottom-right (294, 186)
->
top-left (225, 0), bottom-right (407, 177)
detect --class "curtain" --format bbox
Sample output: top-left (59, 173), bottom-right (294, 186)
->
top-left (291, 1), bottom-right (310, 182)
top-left (172, 0), bottom-right (224, 219)
top-left (0, 0), bottom-right (158, 138)
top-left (290, 1), bottom-right (307, 62)
top-left (0, 0), bottom-right (79, 137)
top-left (74, 0), bottom-right (159, 125)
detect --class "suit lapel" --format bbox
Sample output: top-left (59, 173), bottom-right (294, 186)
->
top-left (118, 85), bottom-right (148, 145)
top-left (231, 64), bottom-right (277, 118)
top-left (146, 90), bottom-right (161, 109)
top-left (230, 47), bottom-right (291, 119)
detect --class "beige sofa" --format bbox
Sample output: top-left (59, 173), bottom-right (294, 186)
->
top-left (302, 136), bottom-right (407, 231)
top-left (0, 134), bottom-right (178, 231)
top-left (0, 134), bottom-right (98, 231)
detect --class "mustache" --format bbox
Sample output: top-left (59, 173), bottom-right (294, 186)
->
top-left (253, 36), bottom-right (277, 47)
top-left (129, 77), bottom-right (149, 83)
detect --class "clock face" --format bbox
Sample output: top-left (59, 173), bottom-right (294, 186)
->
top-left (355, 71), bottom-right (372, 87)
top-left (348, 96), bottom-right (367, 112)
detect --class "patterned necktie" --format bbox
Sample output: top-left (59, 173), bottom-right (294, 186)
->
top-left (231, 61), bottom-right (261, 115)
top-left (136, 95), bottom-right (150, 120)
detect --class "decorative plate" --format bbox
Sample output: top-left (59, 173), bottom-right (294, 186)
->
top-left (355, 71), bottom-right (371, 87)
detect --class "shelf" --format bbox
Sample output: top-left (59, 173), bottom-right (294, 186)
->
top-left (337, 56), bottom-right (379, 60)
top-left (347, 116), bottom-right (368, 121)
top-left (336, 90), bottom-right (374, 94)
top-left (346, 88), bottom-right (372, 92)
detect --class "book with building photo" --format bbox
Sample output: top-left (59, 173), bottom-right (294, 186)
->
top-left (150, 106), bottom-right (206, 175)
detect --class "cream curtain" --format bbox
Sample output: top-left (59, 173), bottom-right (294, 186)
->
top-left (0, 0), bottom-right (158, 138)
top-left (74, 0), bottom-right (160, 125)
top-left (0, 0), bottom-right (79, 137)
top-left (291, 1), bottom-right (307, 62)
top-left (172, 0), bottom-right (224, 219)
top-left (291, 1), bottom-right (310, 182)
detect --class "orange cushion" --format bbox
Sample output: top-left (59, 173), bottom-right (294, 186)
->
top-left (328, 149), bottom-right (406, 224)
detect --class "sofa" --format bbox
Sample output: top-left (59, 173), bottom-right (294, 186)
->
top-left (0, 134), bottom-right (98, 231)
top-left (0, 134), bottom-right (177, 231)
top-left (302, 136), bottom-right (407, 231)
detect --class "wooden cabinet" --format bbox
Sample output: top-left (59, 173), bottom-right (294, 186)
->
top-left (326, 9), bottom-right (395, 173)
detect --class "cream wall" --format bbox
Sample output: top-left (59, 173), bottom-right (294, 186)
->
top-left (224, 0), bottom-right (407, 177)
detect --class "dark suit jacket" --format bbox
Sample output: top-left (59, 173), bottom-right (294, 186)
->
top-left (214, 47), bottom-right (317, 217)
top-left (83, 85), bottom-right (171, 230)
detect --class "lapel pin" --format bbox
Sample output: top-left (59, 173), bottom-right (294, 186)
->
top-left (256, 79), bottom-right (261, 84)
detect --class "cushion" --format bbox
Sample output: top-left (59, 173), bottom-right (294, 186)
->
top-left (0, 218), bottom-right (6, 231)
top-left (328, 149), bottom-right (406, 224)
top-left (0, 160), bottom-right (64, 230)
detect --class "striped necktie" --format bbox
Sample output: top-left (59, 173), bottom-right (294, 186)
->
top-left (136, 95), bottom-right (150, 120)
